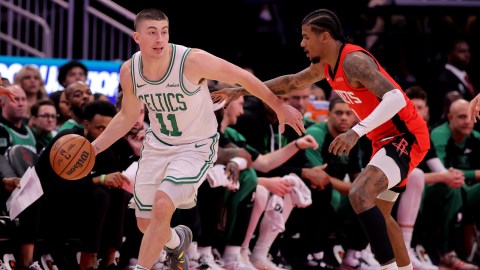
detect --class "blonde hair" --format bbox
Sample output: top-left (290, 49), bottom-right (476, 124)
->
top-left (14, 65), bottom-right (47, 100)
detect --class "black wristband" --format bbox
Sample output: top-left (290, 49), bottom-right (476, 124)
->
top-left (294, 140), bottom-right (301, 150)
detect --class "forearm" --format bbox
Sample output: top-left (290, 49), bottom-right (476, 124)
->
top-left (424, 172), bottom-right (449, 185)
top-left (92, 111), bottom-right (137, 154)
top-left (253, 141), bottom-right (299, 173)
top-left (329, 177), bottom-right (351, 194)
top-left (235, 74), bottom-right (307, 96)
top-left (352, 89), bottom-right (406, 137)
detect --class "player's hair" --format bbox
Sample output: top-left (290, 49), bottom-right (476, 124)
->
top-left (134, 9), bottom-right (168, 30)
top-left (83, 100), bottom-right (117, 121)
top-left (302, 9), bottom-right (348, 42)
top-left (31, 99), bottom-right (55, 117)
top-left (329, 97), bottom-right (345, 111)
top-left (405, 86), bottom-right (427, 101)
top-left (58, 61), bottom-right (88, 87)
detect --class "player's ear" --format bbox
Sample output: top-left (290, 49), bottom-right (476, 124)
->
top-left (133, 32), bottom-right (140, 44)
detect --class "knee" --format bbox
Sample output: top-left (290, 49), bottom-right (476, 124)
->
top-left (407, 168), bottom-right (425, 193)
top-left (255, 185), bottom-right (269, 207)
top-left (137, 218), bottom-right (149, 233)
top-left (151, 193), bottom-right (174, 221)
top-left (349, 183), bottom-right (368, 204)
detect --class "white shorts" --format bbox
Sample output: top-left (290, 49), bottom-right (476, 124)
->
top-left (134, 131), bottom-right (219, 218)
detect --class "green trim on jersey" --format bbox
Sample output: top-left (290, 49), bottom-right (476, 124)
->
top-left (179, 48), bottom-right (201, 96)
top-left (131, 53), bottom-right (138, 96)
top-left (133, 136), bottom-right (148, 210)
top-left (164, 133), bottom-right (219, 184)
top-left (138, 44), bottom-right (176, 84)
top-left (0, 123), bottom-right (37, 154)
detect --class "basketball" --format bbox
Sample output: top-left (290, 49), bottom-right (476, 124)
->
top-left (49, 134), bottom-right (96, 180)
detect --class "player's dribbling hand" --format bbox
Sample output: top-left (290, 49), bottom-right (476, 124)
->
top-left (210, 88), bottom-right (244, 107)
top-left (0, 82), bottom-right (16, 103)
top-left (277, 104), bottom-right (305, 135)
top-left (328, 129), bottom-right (359, 156)
top-left (103, 172), bottom-right (130, 188)
top-left (468, 93), bottom-right (480, 123)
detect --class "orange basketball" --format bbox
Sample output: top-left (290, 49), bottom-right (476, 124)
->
top-left (49, 134), bottom-right (96, 180)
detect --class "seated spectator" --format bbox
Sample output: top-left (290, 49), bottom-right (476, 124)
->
top-left (57, 60), bottom-right (88, 89)
top-left (57, 81), bottom-right (93, 132)
top-left (29, 99), bottom-right (58, 153)
top-left (13, 65), bottom-right (48, 118)
top-left (0, 85), bottom-right (36, 155)
top-left (49, 90), bottom-right (72, 130)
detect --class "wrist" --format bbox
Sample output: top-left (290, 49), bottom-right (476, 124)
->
top-left (294, 140), bottom-right (301, 150)
top-left (100, 174), bottom-right (106, 185)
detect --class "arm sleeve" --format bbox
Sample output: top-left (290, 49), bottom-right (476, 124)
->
top-left (352, 89), bottom-right (407, 137)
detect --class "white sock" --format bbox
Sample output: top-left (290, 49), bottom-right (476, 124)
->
top-left (345, 249), bottom-right (359, 260)
top-left (134, 265), bottom-right (148, 270)
top-left (397, 168), bottom-right (424, 244)
top-left (381, 261), bottom-right (398, 270)
top-left (252, 194), bottom-right (294, 259)
top-left (398, 262), bottom-right (413, 270)
top-left (242, 185), bottom-right (269, 250)
top-left (223, 246), bottom-right (241, 262)
top-left (165, 228), bottom-right (180, 249)
top-left (198, 246), bottom-right (212, 255)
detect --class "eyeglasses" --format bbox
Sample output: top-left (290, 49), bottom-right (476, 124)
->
top-left (37, 114), bottom-right (58, 119)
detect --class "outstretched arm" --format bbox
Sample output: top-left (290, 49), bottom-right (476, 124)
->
top-left (211, 65), bottom-right (325, 105)
top-left (468, 93), bottom-right (480, 123)
top-left (91, 61), bottom-right (144, 155)
top-left (189, 49), bottom-right (306, 134)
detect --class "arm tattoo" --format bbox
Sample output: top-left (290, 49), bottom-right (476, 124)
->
top-left (343, 52), bottom-right (396, 99)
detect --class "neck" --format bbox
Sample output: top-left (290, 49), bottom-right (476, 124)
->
top-left (327, 122), bottom-right (340, 138)
top-left (452, 132), bottom-right (467, 144)
top-left (327, 41), bottom-right (344, 70)
top-left (72, 115), bottom-right (83, 125)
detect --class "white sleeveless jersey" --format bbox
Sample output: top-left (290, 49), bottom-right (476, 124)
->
top-left (131, 44), bottom-right (218, 145)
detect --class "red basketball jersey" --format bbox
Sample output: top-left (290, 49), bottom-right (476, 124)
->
top-left (324, 44), bottom-right (429, 150)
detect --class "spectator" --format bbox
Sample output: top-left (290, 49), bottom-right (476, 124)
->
top-left (57, 60), bottom-right (88, 88)
top-left (0, 85), bottom-right (36, 155)
top-left (13, 65), bottom-right (48, 117)
top-left (428, 99), bottom-right (480, 269)
top-left (49, 90), bottom-right (72, 130)
top-left (57, 81), bottom-right (93, 132)
top-left (29, 99), bottom-right (57, 153)
top-left (431, 39), bottom-right (477, 125)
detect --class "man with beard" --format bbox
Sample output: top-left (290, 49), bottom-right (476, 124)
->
top-left (57, 81), bottom-right (94, 132)
top-left (212, 8), bottom-right (430, 270)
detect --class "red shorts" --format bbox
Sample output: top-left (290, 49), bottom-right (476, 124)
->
top-left (371, 133), bottom-right (429, 192)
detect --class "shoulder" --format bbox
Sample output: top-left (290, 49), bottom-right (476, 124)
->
top-left (343, 51), bottom-right (376, 73)
top-left (120, 59), bottom-right (132, 74)
top-left (430, 123), bottom-right (451, 139)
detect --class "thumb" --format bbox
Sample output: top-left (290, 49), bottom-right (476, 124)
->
top-left (320, 163), bottom-right (328, 169)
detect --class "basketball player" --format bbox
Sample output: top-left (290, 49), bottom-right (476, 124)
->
top-left (90, 9), bottom-right (304, 270)
top-left (211, 9), bottom-right (430, 270)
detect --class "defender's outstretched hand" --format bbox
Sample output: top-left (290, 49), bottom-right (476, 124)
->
top-left (211, 88), bottom-right (245, 107)
top-left (468, 93), bottom-right (480, 123)
top-left (0, 83), bottom-right (16, 103)
top-left (276, 104), bottom-right (306, 135)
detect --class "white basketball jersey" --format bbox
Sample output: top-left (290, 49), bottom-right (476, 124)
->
top-left (131, 44), bottom-right (217, 145)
